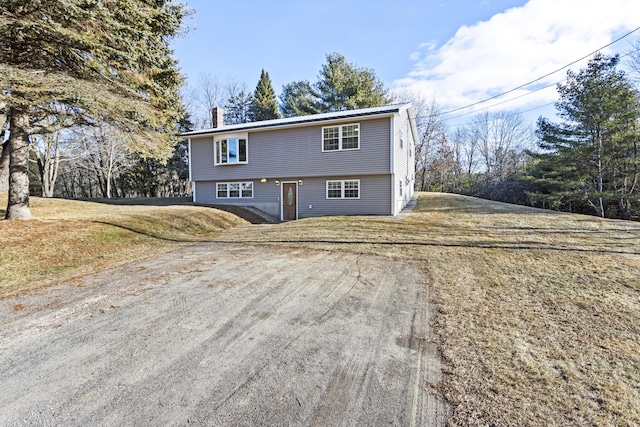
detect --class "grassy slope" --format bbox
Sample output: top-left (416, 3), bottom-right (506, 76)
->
top-left (215, 192), bottom-right (640, 426)
top-left (0, 195), bottom-right (248, 298)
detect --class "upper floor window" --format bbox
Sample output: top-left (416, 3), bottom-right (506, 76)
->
top-left (400, 129), bottom-right (404, 149)
top-left (215, 135), bottom-right (248, 165)
top-left (322, 123), bottom-right (359, 151)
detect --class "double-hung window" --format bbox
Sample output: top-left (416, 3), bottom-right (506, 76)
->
top-left (322, 124), bottom-right (359, 151)
top-left (216, 181), bottom-right (253, 198)
top-left (326, 180), bottom-right (360, 199)
top-left (215, 135), bottom-right (248, 165)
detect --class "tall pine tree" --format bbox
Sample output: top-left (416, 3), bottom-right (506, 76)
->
top-left (248, 70), bottom-right (280, 122)
top-left (314, 53), bottom-right (390, 112)
top-left (529, 54), bottom-right (640, 218)
top-left (224, 90), bottom-right (253, 125)
top-left (278, 53), bottom-right (390, 117)
top-left (279, 80), bottom-right (319, 117)
top-left (0, 0), bottom-right (186, 219)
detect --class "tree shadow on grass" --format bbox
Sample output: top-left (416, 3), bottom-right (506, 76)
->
top-left (91, 221), bottom-right (212, 243)
top-left (83, 197), bottom-right (272, 225)
top-left (82, 216), bottom-right (640, 256)
top-left (210, 238), bottom-right (640, 256)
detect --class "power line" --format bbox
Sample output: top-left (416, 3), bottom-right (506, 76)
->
top-left (441, 80), bottom-right (562, 121)
top-left (437, 26), bottom-right (640, 116)
top-left (440, 102), bottom-right (556, 129)
top-left (436, 50), bottom-right (639, 124)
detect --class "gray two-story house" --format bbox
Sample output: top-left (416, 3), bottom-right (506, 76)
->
top-left (185, 103), bottom-right (417, 221)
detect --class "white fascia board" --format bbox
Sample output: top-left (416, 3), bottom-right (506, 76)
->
top-left (187, 138), bottom-right (192, 181)
top-left (181, 103), bottom-right (412, 138)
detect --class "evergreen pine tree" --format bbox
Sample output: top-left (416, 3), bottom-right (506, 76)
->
top-left (224, 90), bottom-right (254, 125)
top-left (249, 70), bottom-right (281, 122)
top-left (314, 53), bottom-right (390, 112)
top-left (528, 54), bottom-right (640, 218)
top-left (0, 0), bottom-right (186, 219)
top-left (279, 80), bottom-right (320, 117)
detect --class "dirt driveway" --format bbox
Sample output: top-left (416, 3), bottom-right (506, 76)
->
top-left (0, 243), bottom-right (449, 426)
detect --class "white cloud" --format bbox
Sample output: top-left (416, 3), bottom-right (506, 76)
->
top-left (409, 41), bottom-right (437, 61)
top-left (395, 0), bottom-right (640, 118)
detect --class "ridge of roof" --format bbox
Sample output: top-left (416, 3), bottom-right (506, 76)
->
top-left (182, 103), bottom-right (412, 137)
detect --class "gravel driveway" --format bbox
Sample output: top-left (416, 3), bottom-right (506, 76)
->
top-left (0, 243), bottom-right (449, 426)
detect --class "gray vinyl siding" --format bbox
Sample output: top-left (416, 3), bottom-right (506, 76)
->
top-left (190, 137), bottom-right (215, 181)
top-left (298, 175), bottom-right (391, 218)
top-left (190, 117), bottom-right (390, 182)
top-left (195, 175), bottom-right (391, 218)
top-left (194, 180), bottom-right (281, 217)
top-left (392, 110), bottom-right (415, 214)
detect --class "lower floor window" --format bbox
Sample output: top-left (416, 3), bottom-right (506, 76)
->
top-left (217, 181), bottom-right (253, 198)
top-left (326, 179), bottom-right (360, 199)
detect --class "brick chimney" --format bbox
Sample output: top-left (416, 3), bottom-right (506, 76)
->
top-left (212, 107), bottom-right (224, 128)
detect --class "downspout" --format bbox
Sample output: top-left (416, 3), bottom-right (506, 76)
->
top-left (187, 138), bottom-right (195, 202)
top-left (390, 116), bottom-right (395, 215)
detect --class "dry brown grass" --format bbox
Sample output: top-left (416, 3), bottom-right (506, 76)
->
top-left (0, 194), bottom-right (247, 298)
top-left (215, 192), bottom-right (640, 426)
top-left (2, 192), bottom-right (638, 424)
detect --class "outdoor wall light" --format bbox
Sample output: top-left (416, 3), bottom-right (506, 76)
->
top-left (260, 178), bottom-right (267, 183)
top-left (298, 179), bottom-right (303, 185)
top-left (275, 180), bottom-right (280, 185)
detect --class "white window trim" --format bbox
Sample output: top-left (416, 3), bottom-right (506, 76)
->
top-left (214, 133), bottom-right (249, 166)
top-left (326, 179), bottom-right (360, 199)
top-left (216, 181), bottom-right (254, 199)
top-left (322, 123), bottom-right (360, 152)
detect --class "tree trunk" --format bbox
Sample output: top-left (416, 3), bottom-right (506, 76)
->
top-left (0, 107), bottom-right (9, 193)
top-left (0, 140), bottom-right (9, 194)
top-left (596, 134), bottom-right (605, 218)
top-left (35, 133), bottom-right (62, 198)
top-left (5, 109), bottom-right (35, 220)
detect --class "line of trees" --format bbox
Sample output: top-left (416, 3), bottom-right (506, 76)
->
top-left (410, 51), bottom-right (640, 220)
top-left (184, 52), bottom-right (390, 129)
top-left (527, 53), bottom-right (640, 219)
top-left (395, 88), bottom-right (535, 204)
top-left (27, 125), bottom-right (190, 199)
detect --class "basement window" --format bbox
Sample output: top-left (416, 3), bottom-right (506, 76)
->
top-left (216, 182), bottom-right (253, 198)
top-left (326, 179), bottom-right (360, 199)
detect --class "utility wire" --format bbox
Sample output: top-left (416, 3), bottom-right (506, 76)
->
top-left (441, 80), bottom-right (562, 121)
top-left (437, 50), bottom-right (638, 123)
top-left (437, 25), bottom-right (640, 116)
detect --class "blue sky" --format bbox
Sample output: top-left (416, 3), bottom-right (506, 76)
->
top-left (172, 0), bottom-right (639, 125)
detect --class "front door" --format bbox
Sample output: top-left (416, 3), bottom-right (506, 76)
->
top-left (282, 182), bottom-right (297, 221)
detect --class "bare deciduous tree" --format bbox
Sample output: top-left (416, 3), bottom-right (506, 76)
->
top-left (31, 131), bottom-right (62, 197)
top-left (468, 110), bottom-right (532, 183)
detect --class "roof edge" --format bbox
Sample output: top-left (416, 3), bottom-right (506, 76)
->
top-left (182, 103), bottom-right (412, 138)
